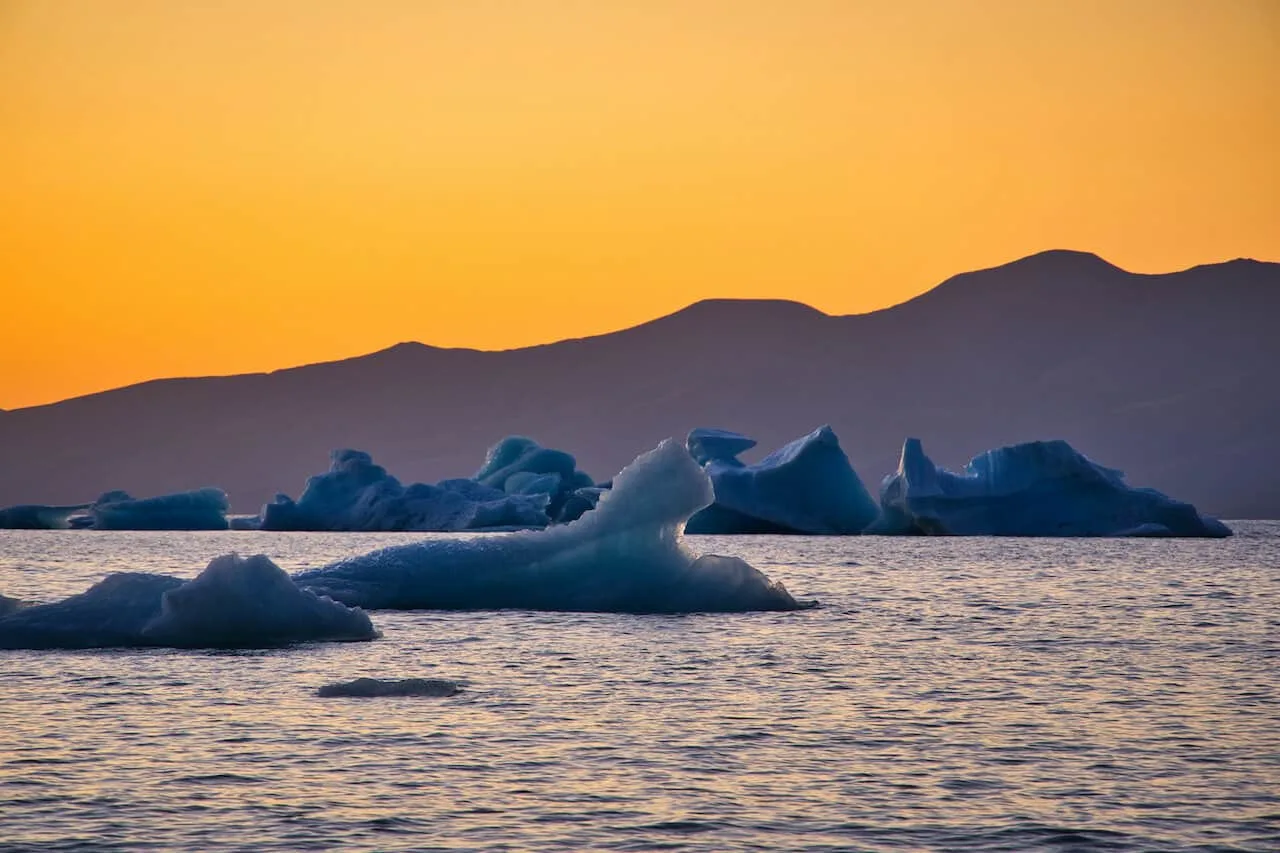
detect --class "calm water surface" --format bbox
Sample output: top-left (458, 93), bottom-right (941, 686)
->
top-left (1, 525), bottom-right (1278, 852)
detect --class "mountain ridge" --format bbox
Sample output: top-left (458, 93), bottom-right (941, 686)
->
top-left (16, 250), bottom-right (1275, 414)
top-left (1, 250), bottom-right (1277, 518)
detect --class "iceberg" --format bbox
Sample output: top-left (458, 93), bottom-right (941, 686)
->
top-left (0, 503), bottom-right (89, 530)
top-left (871, 438), bottom-right (1232, 538)
top-left (474, 436), bottom-right (597, 521)
top-left (260, 449), bottom-right (550, 532)
top-left (89, 488), bottom-right (231, 531)
top-left (0, 553), bottom-right (378, 649)
top-left (685, 426), bottom-right (880, 535)
top-left (294, 439), bottom-right (807, 613)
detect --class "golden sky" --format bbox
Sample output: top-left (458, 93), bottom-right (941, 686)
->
top-left (2, 0), bottom-right (1277, 409)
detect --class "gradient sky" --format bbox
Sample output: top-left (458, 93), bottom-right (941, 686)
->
top-left (2, 0), bottom-right (1277, 410)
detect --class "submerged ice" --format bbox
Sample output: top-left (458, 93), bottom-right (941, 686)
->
top-left (0, 554), bottom-right (378, 649)
top-left (872, 438), bottom-right (1232, 538)
top-left (294, 439), bottom-right (806, 613)
top-left (685, 426), bottom-right (880, 535)
top-left (317, 677), bottom-right (461, 698)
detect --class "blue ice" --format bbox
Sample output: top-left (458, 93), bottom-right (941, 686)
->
top-left (685, 426), bottom-right (880, 535)
top-left (0, 503), bottom-right (89, 530)
top-left (260, 449), bottom-right (550, 532)
top-left (0, 553), bottom-right (378, 649)
top-left (870, 438), bottom-right (1232, 537)
top-left (475, 436), bottom-right (598, 522)
top-left (90, 488), bottom-right (231, 531)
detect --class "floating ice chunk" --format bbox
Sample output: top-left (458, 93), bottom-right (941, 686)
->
top-left (142, 554), bottom-right (379, 647)
top-left (90, 488), bottom-right (230, 531)
top-left (260, 449), bottom-right (549, 531)
top-left (294, 439), bottom-right (807, 613)
top-left (871, 438), bottom-right (1232, 538)
top-left (316, 677), bottom-right (460, 698)
top-left (0, 554), bottom-right (378, 649)
top-left (0, 573), bottom-right (182, 649)
top-left (261, 449), bottom-right (406, 531)
top-left (0, 503), bottom-right (89, 530)
top-left (685, 426), bottom-right (880, 535)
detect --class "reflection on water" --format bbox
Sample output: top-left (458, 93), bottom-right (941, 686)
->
top-left (1, 525), bottom-right (1278, 851)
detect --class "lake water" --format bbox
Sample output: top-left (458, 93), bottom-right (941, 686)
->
top-left (1, 524), bottom-right (1278, 852)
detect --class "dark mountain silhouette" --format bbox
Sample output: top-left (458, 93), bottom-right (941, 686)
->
top-left (2, 250), bottom-right (1277, 517)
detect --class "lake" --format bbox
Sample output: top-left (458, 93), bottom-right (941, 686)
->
top-left (1, 524), bottom-right (1277, 851)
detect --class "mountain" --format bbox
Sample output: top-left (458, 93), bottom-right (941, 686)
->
top-left (1, 250), bottom-right (1277, 517)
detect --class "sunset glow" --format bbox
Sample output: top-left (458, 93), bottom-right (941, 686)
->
top-left (2, 0), bottom-right (1277, 409)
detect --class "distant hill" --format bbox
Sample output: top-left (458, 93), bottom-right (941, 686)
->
top-left (1, 250), bottom-right (1277, 517)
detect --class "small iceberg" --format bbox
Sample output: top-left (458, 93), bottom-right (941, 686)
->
top-left (89, 488), bottom-right (231, 531)
top-left (317, 677), bottom-right (460, 698)
top-left (294, 439), bottom-right (807, 613)
top-left (871, 438), bottom-right (1232, 538)
top-left (0, 554), bottom-right (379, 649)
top-left (0, 503), bottom-right (89, 530)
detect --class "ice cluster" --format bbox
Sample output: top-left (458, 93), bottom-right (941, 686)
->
top-left (869, 438), bottom-right (1232, 538)
top-left (0, 427), bottom-right (1230, 539)
top-left (0, 553), bottom-right (378, 649)
top-left (294, 439), bottom-right (806, 613)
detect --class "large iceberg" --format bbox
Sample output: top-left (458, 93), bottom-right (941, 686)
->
top-left (294, 439), bottom-right (808, 613)
top-left (260, 449), bottom-right (550, 532)
top-left (0, 554), bottom-right (378, 649)
top-left (871, 438), bottom-right (1232, 538)
top-left (0, 503), bottom-right (89, 530)
top-left (684, 426), bottom-right (880, 535)
top-left (90, 488), bottom-right (231, 530)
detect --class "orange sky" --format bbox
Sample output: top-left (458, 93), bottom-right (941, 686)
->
top-left (2, 0), bottom-right (1277, 410)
